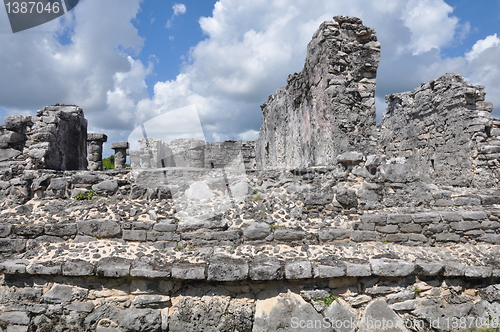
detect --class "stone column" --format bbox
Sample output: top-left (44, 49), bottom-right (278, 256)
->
top-left (111, 142), bottom-right (129, 169)
top-left (87, 133), bottom-right (107, 171)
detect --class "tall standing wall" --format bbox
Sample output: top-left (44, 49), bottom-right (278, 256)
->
top-left (256, 16), bottom-right (380, 169)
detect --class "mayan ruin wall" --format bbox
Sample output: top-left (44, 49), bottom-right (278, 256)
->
top-left (1, 16), bottom-right (500, 332)
top-left (256, 16), bottom-right (380, 169)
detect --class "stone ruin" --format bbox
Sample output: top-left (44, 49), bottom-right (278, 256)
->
top-left (257, 16), bottom-right (380, 169)
top-left (2, 15), bottom-right (500, 332)
top-left (0, 105), bottom-right (87, 171)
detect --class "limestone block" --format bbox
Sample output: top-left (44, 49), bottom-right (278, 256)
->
top-left (0, 259), bottom-right (28, 274)
top-left (249, 256), bottom-right (283, 280)
top-left (171, 263), bottom-right (206, 280)
top-left (77, 219), bottom-right (121, 238)
top-left (285, 260), bottom-right (312, 279)
top-left (0, 239), bottom-right (26, 253)
top-left (0, 130), bottom-right (24, 143)
top-left (414, 261), bottom-right (443, 276)
top-left (92, 180), bottom-right (118, 195)
top-left (345, 262), bottom-right (371, 277)
top-left (207, 255), bottom-right (248, 281)
top-left (62, 259), bottom-right (95, 276)
top-left (241, 222), bottom-right (271, 240)
top-left (87, 133), bottom-right (108, 142)
top-left (0, 223), bottom-right (12, 237)
top-left (273, 229), bottom-right (306, 242)
top-left (96, 257), bottom-right (132, 277)
top-left (111, 142), bottom-right (129, 149)
top-left (0, 312), bottom-right (30, 325)
top-left (132, 295), bottom-right (171, 308)
top-left (130, 259), bottom-right (171, 278)
top-left (0, 148), bottom-right (22, 162)
top-left (370, 259), bottom-right (415, 277)
top-left (26, 261), bottom-right (62, 275)
top-left (44, 223), bottom-right (77, 236)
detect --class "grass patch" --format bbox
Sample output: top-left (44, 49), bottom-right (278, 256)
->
top-left (74, 190), bottom-right (96, 201)
top-left (250, 194), bottom-right (265, 201)
top-left (102, 155), bottom-right (115, 170)
top-left (270, 224), bottom-right (285, 230)
top-left (313, 294), bottom-right (338, 306)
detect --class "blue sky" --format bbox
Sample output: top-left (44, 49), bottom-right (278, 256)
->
top-left (0, 0), bottom-right (499, 156)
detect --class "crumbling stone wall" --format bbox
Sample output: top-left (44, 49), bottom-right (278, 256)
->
top-left (256, 16), bottom-right (380, 169)
top-left (130, 138), bottom-right (257, 170)
top-left (379, 73), bottom-right (499, 188)
top-left (0, 105), bottom-right (87, 171)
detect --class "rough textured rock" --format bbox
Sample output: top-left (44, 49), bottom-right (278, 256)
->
top-left (257, 16), bottom-right (380, 169)
top-left (253, 290), bottom-right (330, 332)
top-left (379, 73), bottom-right (498, 187)
top-left (0, 105), bottom-right (88, 171)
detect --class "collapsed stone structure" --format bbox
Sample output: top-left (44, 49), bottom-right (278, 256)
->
top-left (379, 74), bottom-right (499, 188)
top-left (257, 16), bottom-right (380, 169)
top-left (1, 16), bottom-right (500, 332)
top-left (0, 105), bottom-right (87, 171)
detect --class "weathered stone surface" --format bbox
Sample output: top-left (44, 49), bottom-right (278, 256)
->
top-left (250, 256), bottom-right (283, 280)
top-left (171, 263), bottom-right (205, 280)
top-left (414, 261), bottom-right (443, 276)
top-left (92, 180), bottom-right (118, 195)
top-left (207, 255), bottom-right (248, 281)
top-left (77, 220), bottom-right (121, 238)
top-left (257, 16), bottom-right (380, 169)
top-left (26, 261), bottom-right (62, 275)
top-left (87, 133), bottom-right (107, 142)
top-left (42, 284), bottom-right (87, 304)
top-left (345, 262), bottom-right (371, 277)
top-left (132, 295), bottom-right (171, 308)
top-left (370, 259), bottom-right (415, 277)
top-left (253, 290), bottom-right (330, 332)
top-left (45, 223), bottom-right (77, 237)
top-left (130, 259), bottom-right (171, 278)
top-left (359, 300), bottom-right (408, 332)
top-left (96, 257), bottom-right (131, 277)
top-left (324, 299), bottom-right (357, 332)
top-left (379, 73), bottom-right (497, 187)
top-left (0, 148), bottom-right (22, 162)
top-left (0, 259), bottom-right (28, 274)
top-left (241, 222), bottom-right (271, 240)
top-left (285, 260), bottom-right (312, 279)
top-left (0, 311), bottom-right (30, 325)
top-left (62, 259), bottom-right (94, 276)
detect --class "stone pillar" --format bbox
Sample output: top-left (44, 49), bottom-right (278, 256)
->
top-left (111, 142), bottom-right (129, 169)
top-left (87, 133), bottom-right (107, 171)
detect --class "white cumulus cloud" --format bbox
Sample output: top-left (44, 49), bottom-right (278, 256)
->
top-left (466, 34), bottom-right (500, 61)
top-left (173, 3), bottom-right (187, 16)
top-left (166, 3), bottom-right (187, 28)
